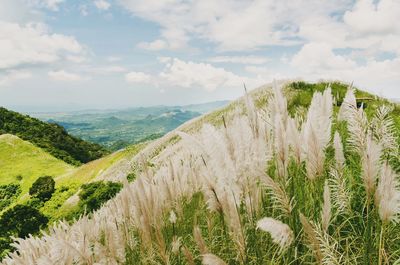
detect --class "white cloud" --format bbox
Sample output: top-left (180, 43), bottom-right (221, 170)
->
top-left (94, 0), bottom-right (111, 11)
top-left (291, 42), bottom-right (356, 73)
top-left (48, 70), bottom-right (83, 81)
top-left (137, 39), bottom-right (168, 51)
top-left (159, 58), bottom-right (261, 91)
top-left (343, 0), bottom-right (400, 35)
top-left (0, 70), bottom-right (32, 86)
top-left (125, 71), bottom-right (151, 83)
top-left (208, 56), bottom-right (269, 65)
top-left (0, 21), bottom-right (84, 70)
top-left (119, 0), bottom-right (351, 51)
top-left (40, 0), bottom-right (64, 11)
top-left (289, 43), bottom-right (400, 100)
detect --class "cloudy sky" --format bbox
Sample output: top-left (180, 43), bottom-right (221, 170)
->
top-left (0, 0), bottom-right (399, 110)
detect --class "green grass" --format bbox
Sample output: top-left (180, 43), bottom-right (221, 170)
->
top-left (0, 134), bottom-right (74, 200)
top-left (0, 133), bottom-right (143, 221)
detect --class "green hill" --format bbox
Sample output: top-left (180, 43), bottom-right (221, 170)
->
top-left (0, 107), bottom-right (108, 165)
top-left (0, 134), bottom-right (74, 203)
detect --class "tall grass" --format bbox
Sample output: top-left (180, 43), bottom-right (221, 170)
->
top-left (2, 82), bottom-right (400, 265)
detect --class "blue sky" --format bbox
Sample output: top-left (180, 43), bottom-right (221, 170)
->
top-left (0, 0), bottom-right (399, 111)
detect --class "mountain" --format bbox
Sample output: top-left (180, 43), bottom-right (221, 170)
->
top-left (2, 81), bottom-right (400, 264)
top-left (29, 101), bottom-right (229, 150)
top-left (0, 107), bottom-right (108, 165)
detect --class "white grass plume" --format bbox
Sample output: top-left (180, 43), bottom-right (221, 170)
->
top-left (333, 131), bottom-right (345, 170)
top-left (376, 163), bottom-right (400, 223)
top-left (202, 253), bottom-right (228, 265)
top-left (257, 217), bottom-right (294, 250)
top-left (321, 181), bottom-right (332, 232)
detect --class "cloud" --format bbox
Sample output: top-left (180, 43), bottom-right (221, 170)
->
top-left (94, 0), bottom-right (111, 11)
top-left (0, 70), bottom-right (32, 86)
top-left (207, 56), bottom-right (269, 65)
top-left (119, 0), bottom-right (351, 51)
top-left (291, 42), bottom-right (356, 73)
top-left (125, 71), bottom-right (151, 83)
top-left (0, 22), bottom-right (84, 70)
top-left (289, 43), bottom-right (400, 99)
top-left (343, 0), bottom-right (400, 35)
top-left (159, 58), bottom-right (261, 91)
top-left (137, 39), bottom-right (168, 51)
top-left (48, 70), bottom-right (83, 81)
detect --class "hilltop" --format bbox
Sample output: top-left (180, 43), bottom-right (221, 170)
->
top-left (0, 107), bottom-right (108, 165)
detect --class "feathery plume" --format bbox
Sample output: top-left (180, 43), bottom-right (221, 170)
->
top-left (260, 175), bottom-right (293, 216)
top-left (169, 210), bottom-right (177, 224)
top-left (193, 226), bottom-right (208, 255)
top-left (333, 131), bottom-right (345, 170)
top-left (321, 181), bottom-right (332, 232)
top-left (376, 163), bottom-right (400, 223)
top-left (329, 167), bottom-right (351, 215)
top-left (202, 253), bottom-right (228, 265)
top-left (300, 213), bottom-right (323, 264)
top-left (338, 84), bottom-right (356, 121)
top-left (182, 246), bottom-right (196, 265)
top-left (371, 105), bottom-right (398, 153)
top-left (257, 217), bottom-right (294, 250)
top-left (361, 135), bottom-right (382, 197)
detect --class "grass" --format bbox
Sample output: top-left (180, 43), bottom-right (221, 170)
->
top-left (0, 133), bottom-right (143, 221)
top-left (2, 81), bottom-right (400, 264)
top-left (0, 134), bottom-right (74, 199)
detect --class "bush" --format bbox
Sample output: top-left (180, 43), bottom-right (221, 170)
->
top-left (0, 204), bottom-right (48, 238)
top-left (29, 176), bottom-right (55, 201)
top-left (0, 184), bottom-right (21, 211)
top-left (78, 181), bottom-right (123, 214)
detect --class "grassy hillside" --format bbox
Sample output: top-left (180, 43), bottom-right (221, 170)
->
top-left (0, 107), bottom-right (108, 165)
top-left (0, 134), bottom-right (74, 196)
top-left (2, 81), bottom-right (400, 264)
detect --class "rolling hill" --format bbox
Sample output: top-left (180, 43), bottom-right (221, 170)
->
top-left (2, 81), bottom-right (400, 264)
top-left (0, 107), bottom-right (108, 165)
top-left (0, 134), bottom-right (74, 200)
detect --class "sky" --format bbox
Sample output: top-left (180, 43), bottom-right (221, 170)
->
top-left (0, 0), bottom-right (399, 111)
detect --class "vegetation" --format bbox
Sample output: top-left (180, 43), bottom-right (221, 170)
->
top-left (0, 107), bottom-right (108, 165)
top-left (0, 204), bottom-right (48, 257)
top-left (29, 176), bottom-right (56, 202)
top-left (1, 81), bottom-right (400, 264)
top-left (0, 184), bottom-right (21, 212)
top-left (32, 102), bottom-right (228, 150)
top-left (0, 134), bottom-right (73, 200)
top-left (77, 181), bottom-right (123, 214)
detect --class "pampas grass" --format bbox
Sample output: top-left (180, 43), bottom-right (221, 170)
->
top-left (2, 82), bottom-right (400, 265)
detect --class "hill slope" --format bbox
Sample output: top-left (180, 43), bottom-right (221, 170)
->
top-left (0, 107), bottom-right (108, 165)
top-left (0, 134), bottom-right (74, 200)
top-left (2, 81), bottom-right (400, 264)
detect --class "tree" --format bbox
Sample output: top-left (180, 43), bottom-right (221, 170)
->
top-left (0, 205), bottom-right (48, 238)
top-left (29, 176), bottom-right (55, 201)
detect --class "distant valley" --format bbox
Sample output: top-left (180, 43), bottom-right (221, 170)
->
top-left (28, 101), bottom-right (229, 150)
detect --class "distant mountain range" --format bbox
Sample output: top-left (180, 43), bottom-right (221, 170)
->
top-left (28, 101), bottom-right (229, 150)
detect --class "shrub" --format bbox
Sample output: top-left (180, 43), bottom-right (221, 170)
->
top-left (0, 184), bottom-right (21, 211)
top-left (78, 181), bottom-right (123, 213)
top-left (29, 176), bottom-right (55, 201)
top-left (0, 204), bottom-right (48, 238)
